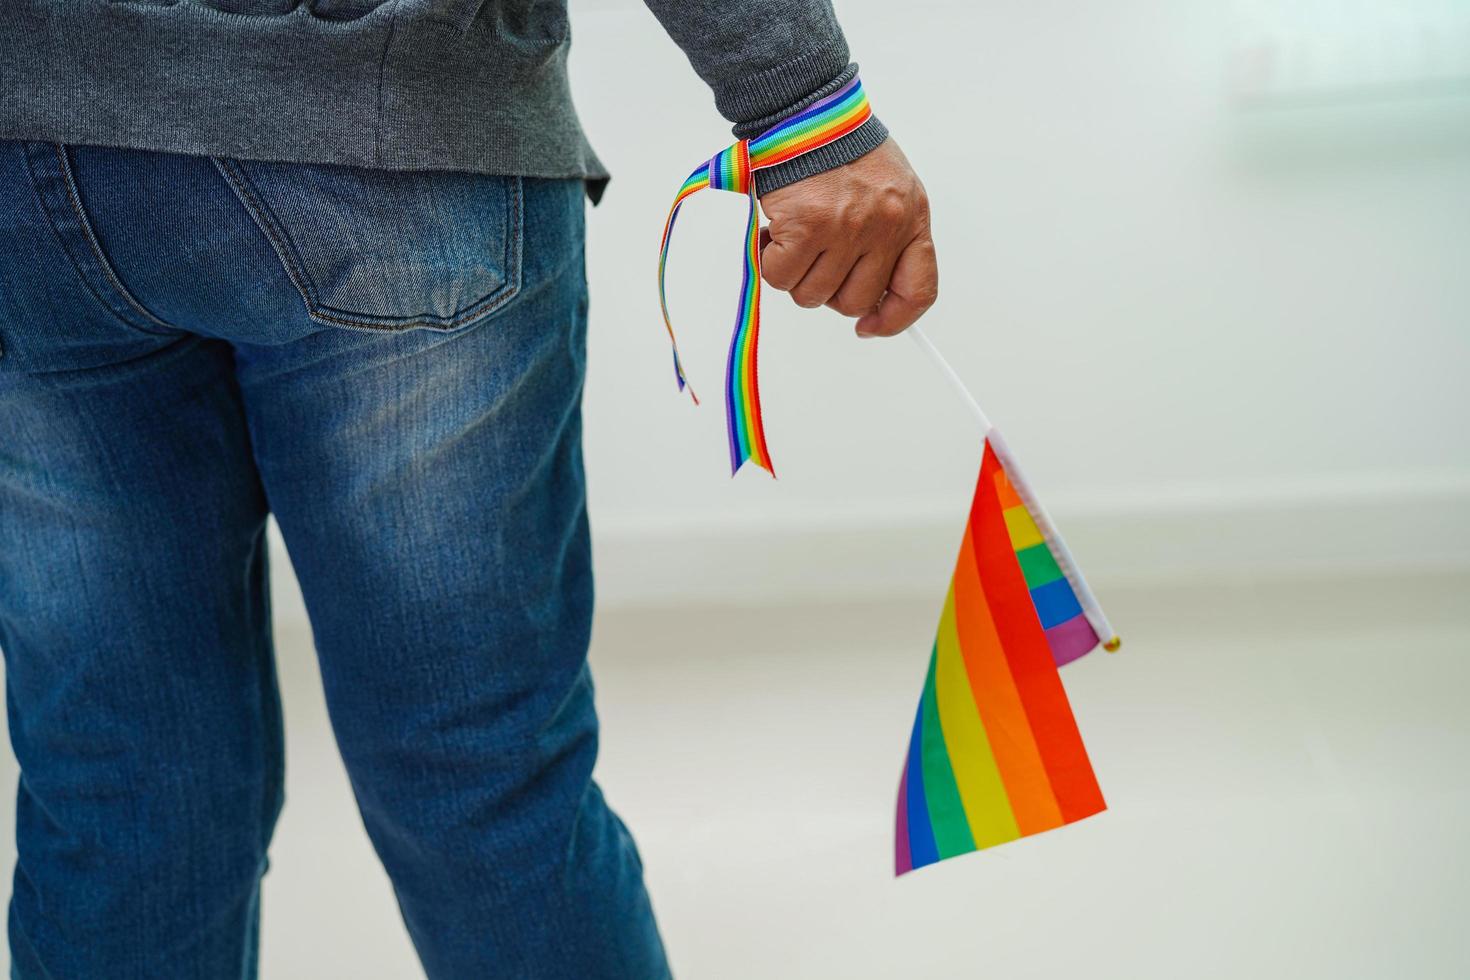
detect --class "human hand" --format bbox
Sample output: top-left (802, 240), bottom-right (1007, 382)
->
top-left (758, 139), bottom-right (937, 337)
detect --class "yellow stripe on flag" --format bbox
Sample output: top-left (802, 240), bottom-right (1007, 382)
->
top-left (933, 585), bottom-right (1021, 849)
top-left (1001, 504), bottom-right (1044, 551)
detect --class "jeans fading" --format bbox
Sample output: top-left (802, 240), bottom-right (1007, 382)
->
top-left (0, 140), bottom-right (669, 980)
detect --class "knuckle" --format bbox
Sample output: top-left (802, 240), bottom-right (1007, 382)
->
top-left (792, 289), bottom-right (825, 309)
top-left (877, 189), bottom-right (908, 223)
top-left (771, 218), bottom-right (809, 246)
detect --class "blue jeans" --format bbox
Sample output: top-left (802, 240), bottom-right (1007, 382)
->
top-left (0, 141), bottom-right (669, 979)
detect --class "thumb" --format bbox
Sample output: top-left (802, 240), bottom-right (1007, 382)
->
top-left (855, 234), bottom-right (938, 338)
top-left (760, 226), bottom-right (818, 292)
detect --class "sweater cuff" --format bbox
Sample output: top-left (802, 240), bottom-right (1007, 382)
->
top-left (729, 62), bottom-right (889, 196)
top-left (753, 115), bottom-right (888, 195)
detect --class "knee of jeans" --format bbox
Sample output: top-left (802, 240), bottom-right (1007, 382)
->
top-left (9, 756), bottom-right (281, 942)
top-left (338, 662), bottom-right (601, 856)
top-left (15, 729), bottom-right (283, 843)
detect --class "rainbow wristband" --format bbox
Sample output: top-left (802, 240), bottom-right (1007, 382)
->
top-left (658, 75), bottom-right (874, 476)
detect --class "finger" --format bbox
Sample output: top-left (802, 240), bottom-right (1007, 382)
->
top-left (760, 232), bottom-right (819, 292)
top-left (827, 250), bottom-right (898, 318)
top-left (789, 248), bottom-right (860, 309)
top-left (855, 235), bottom-right (938, 337)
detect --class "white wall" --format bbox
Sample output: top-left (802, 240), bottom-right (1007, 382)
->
top-left (562, 0), bottom-right (1470, 607)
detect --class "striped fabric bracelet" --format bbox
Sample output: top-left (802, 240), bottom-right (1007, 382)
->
top-left (657, 75), bottom-right (874, 476)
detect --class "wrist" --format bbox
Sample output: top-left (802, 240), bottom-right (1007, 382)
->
top-left (730, 63), bottom-right (889, 197)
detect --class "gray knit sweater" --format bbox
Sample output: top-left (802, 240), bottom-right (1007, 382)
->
top-left (0, 1), bottom-right (887, 200)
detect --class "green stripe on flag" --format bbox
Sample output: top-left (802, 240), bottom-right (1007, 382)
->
top-left (1016, 543), bottom-right (1064, 589)
top-left (919, 644), bottom-right (976, 858)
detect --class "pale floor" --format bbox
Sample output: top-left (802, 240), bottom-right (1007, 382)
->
top-left (1, 572), bottom-right (1467, 978)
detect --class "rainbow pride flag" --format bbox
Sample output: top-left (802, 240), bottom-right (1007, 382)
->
top-left (896, 431), bottom-right (1116, 875)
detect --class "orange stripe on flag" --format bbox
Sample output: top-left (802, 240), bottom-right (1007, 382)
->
top-left (972, 444), bottom-right (1106, 824)
top-left (952, 529), bottom-right (1065, 836)
top-left (994, 466), bottom-right (1024, 511)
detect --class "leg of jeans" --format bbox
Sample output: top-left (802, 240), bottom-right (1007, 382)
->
top-left (0, 336), bottom-right (282, 979)
top-left (234, 178), bottom-right (669, 979)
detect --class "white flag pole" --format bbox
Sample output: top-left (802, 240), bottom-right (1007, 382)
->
top-left (907, 326), bottom-right (993, 435)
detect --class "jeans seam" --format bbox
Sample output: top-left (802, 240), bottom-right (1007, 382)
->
top-left (19, 142), bottom-right (177, 338)
top-left (52, 144), bottom-right (179, 334)
top-left (372, 0), bottom-right (403, 168)
top-left (210, 156), bottom-right (323, 313)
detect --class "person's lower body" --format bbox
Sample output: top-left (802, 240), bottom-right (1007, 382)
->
top-left (0, 140), bottom-right (668, 979)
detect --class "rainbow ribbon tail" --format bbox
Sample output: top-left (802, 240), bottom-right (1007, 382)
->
top-left (656, 74), bottom-right (873, 476)
top-left (723, 172), bottom-right (773, 476)
top-left (656, 144), bottom-right (773, 476)
top-left (657, 164), bottom-right (706, 408)
top-left (896, 431), bottom-right (1116, 875)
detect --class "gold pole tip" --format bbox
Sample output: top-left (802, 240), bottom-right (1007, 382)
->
top-left (1103, 637), bottom-right (1122, 653)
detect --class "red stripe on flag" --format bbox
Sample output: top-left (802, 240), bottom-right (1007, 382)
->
top-left (971, 444), bottom-right (1106, 824)
top-left (952, 528), bottom-right (1065, 836)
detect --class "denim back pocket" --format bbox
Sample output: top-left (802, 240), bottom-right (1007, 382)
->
top-left (213, 158), bottom-right (522, 332)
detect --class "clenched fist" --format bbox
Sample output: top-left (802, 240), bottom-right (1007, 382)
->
top-left (759, 139), bottom-right (937, 337)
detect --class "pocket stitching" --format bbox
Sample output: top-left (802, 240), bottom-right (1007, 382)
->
top-left (47, 144), bottom-right (179, 335)
top-left (212, 159), bottom-right (523, 332)
top-left (212, 156), bottom-right (324, 318)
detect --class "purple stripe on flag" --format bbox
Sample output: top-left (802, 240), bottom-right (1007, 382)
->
top-left (1045, 614), bottom-right (1100, 667)
top-left (895, 765), bottom-right (912, 875)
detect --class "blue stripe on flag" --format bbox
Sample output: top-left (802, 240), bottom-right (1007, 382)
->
top-left (1029, 577), bottom-right (1084, 630)
top-left (905, 702), bottom-right (939, 868)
